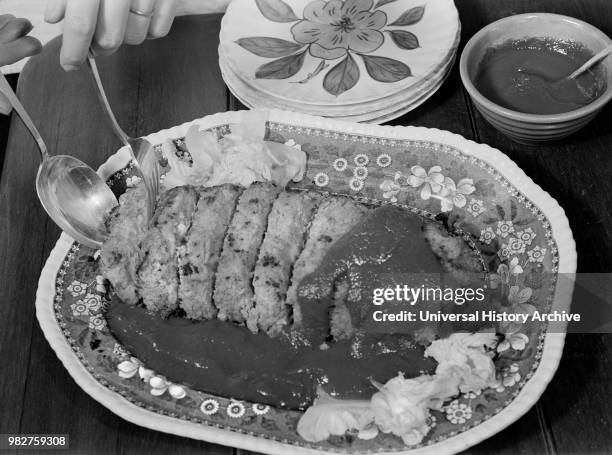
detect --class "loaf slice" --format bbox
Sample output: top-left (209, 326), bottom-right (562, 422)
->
top-left (329, 277), bottom-right (353, 341)
top-left (214, 182), bottom-right (281, 324)
top-left (179, 184), bottom-right (243, 319)
top-left (248, 191), bottom-right (321, 336)
top-left (100, 183), bottom-right (149, 304)
top-left (422, 222), bottom-right (483, 285)
top-left (287, 197), bottom-right (368, 329)
top-left (137, 186), bottom-right (198, 316)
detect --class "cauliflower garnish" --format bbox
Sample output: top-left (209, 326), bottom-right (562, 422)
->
top-left (371, 373), bottom-right (459, 445)
top-left (297, 331), bottom-right (499, 445)
top-left (161, 125), bottom-right (307, 190)
top-left (425, 331), bottom-right (498, 394)
top-left (296, 386), bottom-right (375, 442)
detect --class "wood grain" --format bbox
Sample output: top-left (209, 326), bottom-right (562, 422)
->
top-left (0, 74), bottom-right (17, 177)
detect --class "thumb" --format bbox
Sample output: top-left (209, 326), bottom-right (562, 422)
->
top-left (0, 92), bottom-right (11, 115)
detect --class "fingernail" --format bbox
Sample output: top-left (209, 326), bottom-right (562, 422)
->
top-left (62, 64), bottom-right (79, 72)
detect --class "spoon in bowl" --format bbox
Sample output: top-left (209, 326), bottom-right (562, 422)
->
top-left (0, 72), bottom-right (118, 249)
top-left (567, 43), bottom-right (612, 79)
top-left (517, 45), bottom-right (611, 106)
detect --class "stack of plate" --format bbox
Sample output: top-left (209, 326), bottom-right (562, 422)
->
top-left (219, 0), bottom-right (460, 124)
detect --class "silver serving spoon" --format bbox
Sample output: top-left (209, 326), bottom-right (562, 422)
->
top-left (0, 72), bottom-right (118, 249)
top-left (86, 51), bottom-right (159, 219)
top-left (568, 43), bottom-right (612, 79)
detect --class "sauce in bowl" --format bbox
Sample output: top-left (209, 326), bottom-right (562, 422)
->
top-left (474, 38), bottom-right (607, 115)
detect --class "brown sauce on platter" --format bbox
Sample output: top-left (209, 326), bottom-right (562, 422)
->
top-left (105, 206), bottom-right (475, 410)
top-left (107, 305), bottom-right (436, 409)
top-left (296, 206), bottom-right (446, 344)
top-left (474, 38), bottom-right (607, 115)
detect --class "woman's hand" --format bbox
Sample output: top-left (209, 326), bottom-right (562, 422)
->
top-left (45, 0), bottom-right (179, 71)
top-left (0, 15), bottom-right (43, 115)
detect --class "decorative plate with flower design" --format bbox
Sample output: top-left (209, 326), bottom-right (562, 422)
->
top-left (219, 0), bottom-right (459, 104)
top-left (37, 110), bottom-right (575, 455)
top-left (219, 37), bottom-right (457, 122)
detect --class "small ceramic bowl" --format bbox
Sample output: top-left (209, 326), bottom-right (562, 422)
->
top-left (460, 13), bottom-right (612, 144)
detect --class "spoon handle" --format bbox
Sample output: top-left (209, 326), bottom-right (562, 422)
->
top-left (86, 50), bottom-right (131, 150)
top-left (0, 72), bottom-right (49, 161)
top-left (568, 43), bottom-right (612, 79)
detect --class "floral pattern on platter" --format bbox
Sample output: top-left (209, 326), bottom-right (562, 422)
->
top-left (49, 121), bottom-right (560, 453)
top-left (236, 0), bottom-right (426, 95)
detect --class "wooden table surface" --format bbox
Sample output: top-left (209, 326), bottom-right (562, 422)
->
top-left (1, 1), bottom-right (611, 454)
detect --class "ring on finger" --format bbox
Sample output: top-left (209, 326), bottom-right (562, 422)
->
top-left (129, 7), bottom-right (154, 18)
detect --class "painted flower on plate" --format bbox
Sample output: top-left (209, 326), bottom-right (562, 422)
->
top-left (147, 376), bottom-right (186, 398)
top-left (125, 175), bottom-right (142, 188)
top-left (200, 399), bottom-right (220, 415)
top-left (291, 0), bottom-right (386, 60)
top-left (497, 331), bottom-right (529, 353)
top-left (496, 221), bottom-right (515, 238)
top-left (527, 245), bottom-right (547, 263)
top-left (380, 176), bottom-right (401, 202)
top-left (350, 177), bottom-right (364, 191)
top-left (490, 257), bottom-right (523, 289)
top-left (501, 363), bottom-right (521, 388)
top-left (353, 166), bottom-right (368, 180)
top-left (117, 357), bottom-right (142, 379)
top-left (252, 403), bottom-right (270, 415)
top-left (376, 153), bottom-right (392, 168)
top-left (507, 285), bottom-right (532, 306)
top-left (138, 366), bottom-right (155, 382)
top-left (506, 236), bottom-right (526, 255)
top-left (314, 172), bottom-right (330, 187)
top-left (240, 0), bottom-right (421, 94)
top-left (113, 343), bottom-right (130, 358)
top-left (227, 401), bottom-right (246, 418)
top-left (333, 157), bottom-right (348, 172)
top-left (354, 153), bottom-right (370, 167)
top-left (464, 390), bottom-right (481, 400)
top-left (70, 301), bottom-right (90, 317)
top-left (80, 293), bottom-right (103, 312)
top-left (466, 198), bottom-right (485, 217)
top-left (498, 244), bottom-right (511, 260)
top-left (479, 226), bottom-right (495, 245)
top-left (516, 227), bottom-right (536, 245)
top-left (167, 384), bottom-right (187, 399)
top-left (503, 286), bottom-right (536, 333)
top-left (149, 375), bottom-right (170, 396)
top-left (407, 165), bottom-right (444, 200)
top-left (88, 314), bottom-right (107, 331)
top-left (67, 280), bottom-right (87, 297)
top-left (438, 177), bottom-right (476, 212)
top-left (445, 400), bottom-right (472, 425)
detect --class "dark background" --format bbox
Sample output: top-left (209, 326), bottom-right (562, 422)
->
top-left (1, 0), bottom-right (611, 453)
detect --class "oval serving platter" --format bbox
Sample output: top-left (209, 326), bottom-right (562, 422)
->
top-left (36, 109), bottom-right (576, 455)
